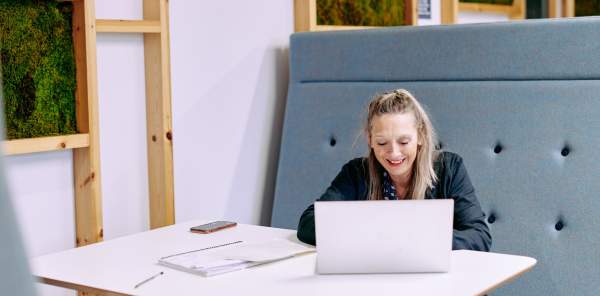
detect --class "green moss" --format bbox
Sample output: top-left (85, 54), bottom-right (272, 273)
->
top-left (576, 0), bottom-right (600, 16)
top-left (459, 0), bottom-right (514, 5)
top-left (317, 0), bottom-right (406, 26)
top-left (0, 0), bottom-right (77, 140)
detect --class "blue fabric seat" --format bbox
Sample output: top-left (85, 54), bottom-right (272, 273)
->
top-left (272, 17), bottom-right (600, 296)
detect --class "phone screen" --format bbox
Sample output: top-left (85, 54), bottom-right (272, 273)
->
top-left (190, 221), bottom-right (237, 233)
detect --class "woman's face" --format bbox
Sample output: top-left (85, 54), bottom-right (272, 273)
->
top-left (370, 112), bottom-right (421, 183)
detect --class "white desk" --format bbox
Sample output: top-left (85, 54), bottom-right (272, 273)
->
top-left (31, 221), bottom-right (536, 296)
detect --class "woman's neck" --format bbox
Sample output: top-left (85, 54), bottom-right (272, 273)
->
top-left (390, 172), bottom-right (411, 197)
top-left (390, 172), bottom-right (410, 187)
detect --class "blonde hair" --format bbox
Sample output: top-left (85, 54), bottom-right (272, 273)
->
top-left (364, 89), bottom-right (439, 200)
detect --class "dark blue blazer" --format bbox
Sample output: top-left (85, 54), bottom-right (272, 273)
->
top-left (297, 151), bottom-right (492, 251)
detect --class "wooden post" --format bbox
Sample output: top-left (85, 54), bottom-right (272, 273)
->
top-left (72, 0), bottom-right (103, 247)
top-left (405, 0), bottom-right (418, 25)
top-left (548, 0), bottom-right (558, 18)
top-left (510, 0), bottom-right (526, 19)
top-left (441, 0), bottom-right (458, 24)
top-left (294, 0), bottom-right (317, 32)
top-left (143, 0), bottom-right (175, 229)
top-left (562, 0), bottom-right (575, 17)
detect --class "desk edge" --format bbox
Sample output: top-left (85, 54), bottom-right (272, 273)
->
top-left (476, 258), bottom-right (537, 296)
top-left (37, 276), bottom-right (129, 296)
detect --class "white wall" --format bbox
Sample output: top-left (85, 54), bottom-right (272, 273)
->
top-left (170, 1), bottom-right (292, 226)
top-left (5, 1), bottom-right (292, 295)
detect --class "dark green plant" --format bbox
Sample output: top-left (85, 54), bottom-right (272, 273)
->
top-left (317, 0), bottom-right (406, 26)
top-left (576, 0), bottom-right (600, 16)
top-left (459, 0), bottom-right (514, 4)
top-left (0, 0), bottom-right (77, 140)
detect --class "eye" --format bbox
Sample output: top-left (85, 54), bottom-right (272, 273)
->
top-left (377, 142), bottom-right (386, 146)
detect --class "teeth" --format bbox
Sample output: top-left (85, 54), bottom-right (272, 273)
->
top-left (388, 159), bottom-right (404, 164)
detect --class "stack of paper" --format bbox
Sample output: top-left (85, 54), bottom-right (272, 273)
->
top-left (158, 239), bottom-right (315, 277)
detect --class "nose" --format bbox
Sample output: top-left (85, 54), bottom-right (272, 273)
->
top-left (389, 142), bottom-right (402, 156)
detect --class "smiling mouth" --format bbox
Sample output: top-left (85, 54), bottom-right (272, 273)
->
top-left (386, 158), bottom-right (405, 166)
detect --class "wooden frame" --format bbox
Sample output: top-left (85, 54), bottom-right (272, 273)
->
top-left (3, 134), bottom-right (89, 155)
top-left (442, 0), bottom-right (526, 24)
top-left (72, 0), bottom-right (103, 248)
top-left (294, 0), bottom-right (418, 32)
top-left (548, 0), bottom-right (575, 18)
top-left (2, 0), bottom-right (174, 251)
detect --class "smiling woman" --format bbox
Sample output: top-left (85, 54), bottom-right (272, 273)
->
top-left (296, 89), bottom-right (492, 251)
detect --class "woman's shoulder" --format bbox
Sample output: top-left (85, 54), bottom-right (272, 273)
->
top-left (436, 151), bottom-right (463, 163)
top-left (434, 151), bottom-right (465, 174)
top-left (342, 157), bottom-right (369, 172)
top-left (336, 157), bottom-right (368, 179)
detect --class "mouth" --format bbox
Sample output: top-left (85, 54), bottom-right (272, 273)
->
top-left (386, 158), bottom-right (405, 167)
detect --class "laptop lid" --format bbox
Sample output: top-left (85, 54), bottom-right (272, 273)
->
top-left (314, 199), bottom-right (454, 274)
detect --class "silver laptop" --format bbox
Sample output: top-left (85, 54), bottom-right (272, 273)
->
top-left (315, 199), bottom-right (454, 274)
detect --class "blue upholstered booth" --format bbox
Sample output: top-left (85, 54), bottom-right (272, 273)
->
top-left (271, 17), bottom-right (600, 295)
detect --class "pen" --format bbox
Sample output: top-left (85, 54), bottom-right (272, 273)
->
top-left (134, 271), bottom-right (164, 289)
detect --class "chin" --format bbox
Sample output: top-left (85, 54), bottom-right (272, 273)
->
top-left (382, 160), bottom-right (414, 178)
top-left (388, 169), bottom-right (410, 178)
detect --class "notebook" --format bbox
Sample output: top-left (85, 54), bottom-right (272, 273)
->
top-left (314, 199), bottom-right (454, 274)
top-left (158, 239), bottom-right (315, 276)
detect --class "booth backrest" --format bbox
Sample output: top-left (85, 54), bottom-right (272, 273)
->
top-left (272, 17), bottom-right (600, 296)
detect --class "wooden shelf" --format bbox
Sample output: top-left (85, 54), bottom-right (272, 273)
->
top-left (3, 134), bottom-right (89, 156)
top-left (459, 2), bottom-right (513, 14)
top-left (459, 0), bottom-right (526, 19)
top-left (96, 19), bottom-right (161, 33)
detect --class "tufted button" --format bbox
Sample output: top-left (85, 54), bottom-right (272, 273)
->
top-left (487, 214), bottom-right (496, 224)
top-left (555, 221), bottom-right (564, 231)
top-left (561, 147), bottom-right (570, 157)
top-left (329, 137), bottom-right (337, 147)
top-left (493, 144), bottom-right (502, 154)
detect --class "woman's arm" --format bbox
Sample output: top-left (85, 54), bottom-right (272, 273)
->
top-left (449, 155), bottom-right (492, 251)
top-left (297, 159), bottom-right (362, 245)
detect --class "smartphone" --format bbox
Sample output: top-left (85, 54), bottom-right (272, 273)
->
top-left (190, 221), bottom-right (237, 234)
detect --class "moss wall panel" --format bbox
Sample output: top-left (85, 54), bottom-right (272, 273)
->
top-left (0, 0), bottom-right (77, 140)
top-left (317, 0), bottom-right (406, 26)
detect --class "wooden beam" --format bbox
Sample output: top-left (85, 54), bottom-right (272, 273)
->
top-left (3, 134), bottom-right (89, 155)
top-left (509, 0), bottom-right (526, 19)
top-left (72, 0), bottom-right (104, 247)
top-left (442, 0), bottom-right (458, 24)
top-left (143, 0), bottom-right (175, 229)
top-left (459, 2), bottom-right (513, 14)
top-left (294, 0), bottom-right (317, 32)
top-left (562, 0), bottom-right (574, 17)
top-left (404, 0), bottom-right (418, 25)
top-left (548, 0), bottom-right (558, 18)
top-left (96, 20), bottom-right (161, 33)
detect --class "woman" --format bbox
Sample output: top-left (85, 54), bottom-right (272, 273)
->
top-left (297, 89), bottom-right (492, 251)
